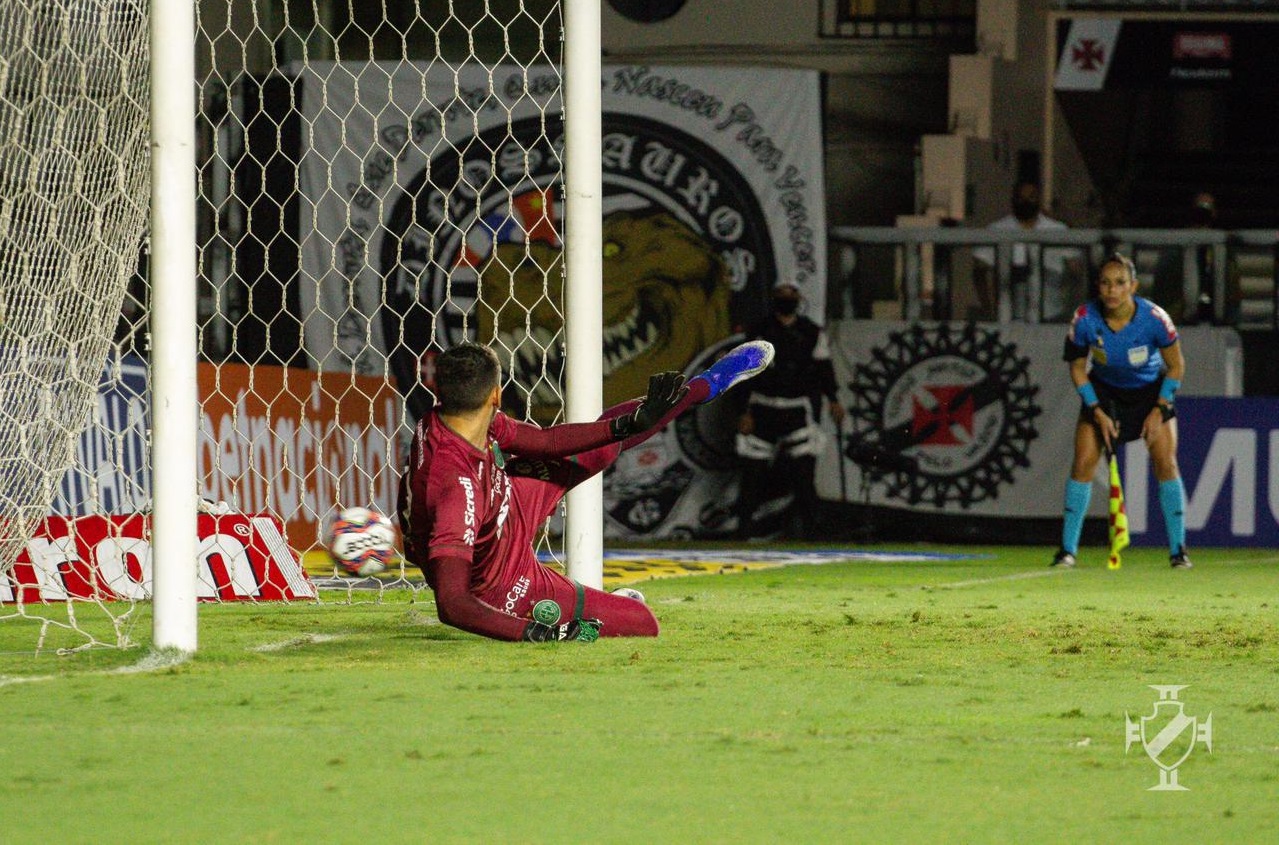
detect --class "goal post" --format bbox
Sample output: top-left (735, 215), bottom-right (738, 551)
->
top-left (562, 0), bottom-right (605, 590)
top-left (149, 0), bottom-right (199, 653)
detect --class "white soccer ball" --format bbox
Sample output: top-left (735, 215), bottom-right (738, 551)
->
top-left (611, 587), bottom-right (646, 604)
top-left (324, 507), bottom-right (396, 577)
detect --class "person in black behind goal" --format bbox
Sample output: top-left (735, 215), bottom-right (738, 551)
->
top-left (733, 281), bottom-right (845, 540)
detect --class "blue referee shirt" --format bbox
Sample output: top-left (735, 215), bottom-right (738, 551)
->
top-left (1065, 296), bottom-right (1179, 389)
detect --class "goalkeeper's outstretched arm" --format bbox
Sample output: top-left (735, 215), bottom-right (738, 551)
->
top-left (499, 371), bottom-right (692, 457)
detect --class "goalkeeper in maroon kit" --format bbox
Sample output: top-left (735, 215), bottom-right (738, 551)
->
top-left (398, 340), bottom-right (774, 642)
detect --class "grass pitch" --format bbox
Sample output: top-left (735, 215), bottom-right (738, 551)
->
top-left (1, 545), bottom-right (1276, 844)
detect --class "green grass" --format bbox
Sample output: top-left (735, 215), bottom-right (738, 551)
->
top-left (2, 546), bottom-right (1277, 843)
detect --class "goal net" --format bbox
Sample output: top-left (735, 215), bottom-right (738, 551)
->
top-left (0, 0), bottom-right (151, 648)
top-left (1, 0), bottom-right (578, 651)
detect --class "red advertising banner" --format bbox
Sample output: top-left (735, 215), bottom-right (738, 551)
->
top-left (4, 514), bottom-right (316, 603)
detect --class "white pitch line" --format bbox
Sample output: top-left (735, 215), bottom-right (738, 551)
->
top-left (250, 633), bottom-right (347, 652)
top-left (931, 553), bottom-right (1279, 591)
top-left (928, 569), bottom-right (1069, 590)
top-left (0, 649), bottom-right (192, 687)
top-left (0, 673), bottom-right (57, 688)
top-left (107, 649), bottom-right (191, 674)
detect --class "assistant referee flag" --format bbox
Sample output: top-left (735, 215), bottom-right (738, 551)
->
top-left (1107, 452), bottom-right (1130, 570)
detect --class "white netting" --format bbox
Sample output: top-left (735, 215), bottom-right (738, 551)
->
top-left (3, 0), bottom-right (572, 651)
top-left (0, 1), bottom-right (150, 574)
top-left (196, 2), bottom-right (568, 591)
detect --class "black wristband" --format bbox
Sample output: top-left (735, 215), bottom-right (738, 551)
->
top-left (1159, 403), bottom-right (1175, 422)
top-left (609, 410), bottom-right (643, 441)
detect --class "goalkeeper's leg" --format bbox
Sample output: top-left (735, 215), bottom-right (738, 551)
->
top-left (567, 340), bottom-right (775, 475)
top-left (517, 340), bottom-right (775, 486)
top-left (567, 341), bottom-right (773, 473)
top-left (581, 583), bottom-right (658, 637)
top-left (516, 566), bottom-right (658, 637)
top-left (502, 387), bottom-right (703, 518)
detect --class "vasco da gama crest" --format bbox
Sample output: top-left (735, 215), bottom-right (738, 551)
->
top-left (847, 323), bottom-right (1041, 508)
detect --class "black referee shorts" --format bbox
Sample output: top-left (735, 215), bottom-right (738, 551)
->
top-left (1078, 376), bottom-right (1174, 443)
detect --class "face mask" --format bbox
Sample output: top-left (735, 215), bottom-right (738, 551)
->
top-left (1012, 199), bottom-right (1039, 222)
top-left (772, 297), bottom-right (799, 316)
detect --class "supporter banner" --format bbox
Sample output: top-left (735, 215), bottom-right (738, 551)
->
top-left (818, 321), bottom-right (1241, 528)
top-left (1056, 19), bottom-right (1279, 89)
top-left (4, 514), bottom-right (315, 603)
top-left (293, 62), bottom-right (824, 539)
top-left (1123, 397), bottom-right (1279, 547)
top-left (293, 62), bottom-right (825, 421)
top-left (53, 361), bottom-right (402, 550)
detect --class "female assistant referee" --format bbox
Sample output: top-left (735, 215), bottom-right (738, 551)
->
top-left (1053, 253), bottom-right (1191, 569)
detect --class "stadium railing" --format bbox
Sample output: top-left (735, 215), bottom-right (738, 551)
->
top-left (829, 226), bottom-right (1279, 330)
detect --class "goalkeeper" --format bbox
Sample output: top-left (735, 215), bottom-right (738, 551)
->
top-left (1053, 253), bottom-right (1190, 570)
top-left (398, 340), bottom-right (774, 642)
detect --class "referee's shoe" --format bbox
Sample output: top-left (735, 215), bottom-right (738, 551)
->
top-left (1050, 549), bottom-right (1076, 568)
top-left (1170, 548), bottom-right (1194, 569)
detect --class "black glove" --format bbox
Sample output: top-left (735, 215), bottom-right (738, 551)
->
top-left (610, 372), bottom-right (688, 440)
top-left (522, 618), bottom-right (602, 643)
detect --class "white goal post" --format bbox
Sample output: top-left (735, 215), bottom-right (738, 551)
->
top-left (561, 0), bottom-right (605, 589)
top-left (149, 0), bottom-right (199, 652)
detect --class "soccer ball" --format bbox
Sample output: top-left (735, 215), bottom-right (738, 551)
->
top-left (324, 507), bottom-right (396, 577)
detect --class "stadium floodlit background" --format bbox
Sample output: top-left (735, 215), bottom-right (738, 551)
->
top-left (1, 1), bottom-right (1277, 841)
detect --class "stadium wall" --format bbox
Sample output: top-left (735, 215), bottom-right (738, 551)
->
top-left (818, 319), bottom-right (1260, 547)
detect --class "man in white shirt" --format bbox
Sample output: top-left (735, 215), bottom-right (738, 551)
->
top-left (972, 179), bottom-right (1081, 322)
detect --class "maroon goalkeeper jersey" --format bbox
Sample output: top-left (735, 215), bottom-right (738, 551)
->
top-left (398, 408), bottom-right (620, 596)
top-left (396, 395), bottom-right (676, 640)
top-left (400, 410), bottom-right (526, 597)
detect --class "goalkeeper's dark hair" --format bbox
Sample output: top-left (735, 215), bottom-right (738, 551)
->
top-left (434, 343), bottom-right (501, 413)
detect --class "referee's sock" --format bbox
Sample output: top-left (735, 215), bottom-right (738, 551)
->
top-left (1159, 478), bottom-right (1187, 555)
top-left (1062, 479), bottom-right (1092, 555)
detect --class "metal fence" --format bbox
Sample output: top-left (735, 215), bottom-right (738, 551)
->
top-left (829, 227), bottom-right (1279, 330)
top-left (821, 0), bottom-right (975, 39)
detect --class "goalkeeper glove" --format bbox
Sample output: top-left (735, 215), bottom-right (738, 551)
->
top-left (610, 371), bottom-right (688, 440)
top-left (522, 618), bottom-right (602, 643)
